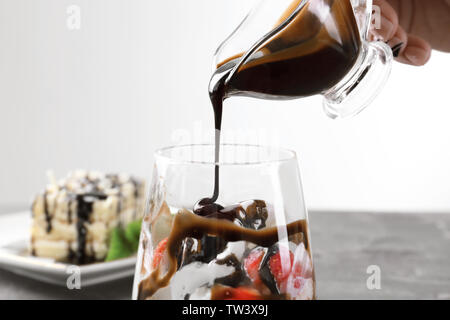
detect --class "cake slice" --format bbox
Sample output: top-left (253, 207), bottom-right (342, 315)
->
top-left (31, 170), bottom-right (145, 264)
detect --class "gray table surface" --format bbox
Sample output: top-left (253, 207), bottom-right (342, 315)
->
top-left (1, 205), bottom-right (449, 300)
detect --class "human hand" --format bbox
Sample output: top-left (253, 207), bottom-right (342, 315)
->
top-left (371, 0), bottom-right (450, 66)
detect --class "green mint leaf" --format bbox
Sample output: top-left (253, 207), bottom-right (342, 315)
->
top-left (105, 227), bottom-right (133, 262)
top-left (125, 220), bottom-right (142, 252)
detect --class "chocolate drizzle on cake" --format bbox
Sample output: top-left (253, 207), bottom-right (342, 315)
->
top-left (43, 191), bottom-right (52, 233)
top-left (75, 193), bottom-right (107, 264)
top-left (67, 197), bottom-right (73, 224)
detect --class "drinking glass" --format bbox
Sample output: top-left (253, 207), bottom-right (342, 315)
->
top-left (132, 144), bottom-right (316, 300)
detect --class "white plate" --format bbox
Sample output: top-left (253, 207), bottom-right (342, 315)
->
top-left (0, 211), bottom-right (137, 286)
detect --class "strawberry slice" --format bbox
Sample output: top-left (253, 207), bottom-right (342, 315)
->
top-left (151, 237), bottom-right (168, 269)
top-left (244, 248), bottom-right (265, 285)
top-left (285, 243), bottom-right (315, 299)
top-left (268, 246), bottom-right (294, 292)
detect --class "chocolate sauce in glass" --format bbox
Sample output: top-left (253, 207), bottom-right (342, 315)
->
top-left (138, 209), bottom-right (308, 299)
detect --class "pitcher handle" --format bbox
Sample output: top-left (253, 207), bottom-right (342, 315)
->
top-left (322, 0), bottom-right (393, 119)
top-left (352, 0), bottom-right (373, 41)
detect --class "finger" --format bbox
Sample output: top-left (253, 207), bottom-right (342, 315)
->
top-left (387, 24), bottom-right (408, 58)
top-left (371, 0), bottom-right (399, 41)
top-left (398, 34), bottom-right (432, 66)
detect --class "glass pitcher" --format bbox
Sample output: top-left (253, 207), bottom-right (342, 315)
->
top-left (213, 0), bottom-right (393, 119)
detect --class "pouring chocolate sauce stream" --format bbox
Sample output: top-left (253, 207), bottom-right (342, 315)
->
top-left (194, 0), bottom-right (309, 211)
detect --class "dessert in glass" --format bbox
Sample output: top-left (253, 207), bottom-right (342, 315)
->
top-left (132, 144), bottom-right (316, 300)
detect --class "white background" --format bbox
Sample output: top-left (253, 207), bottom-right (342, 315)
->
top-left (0, 0), bottom-right (449, 213)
